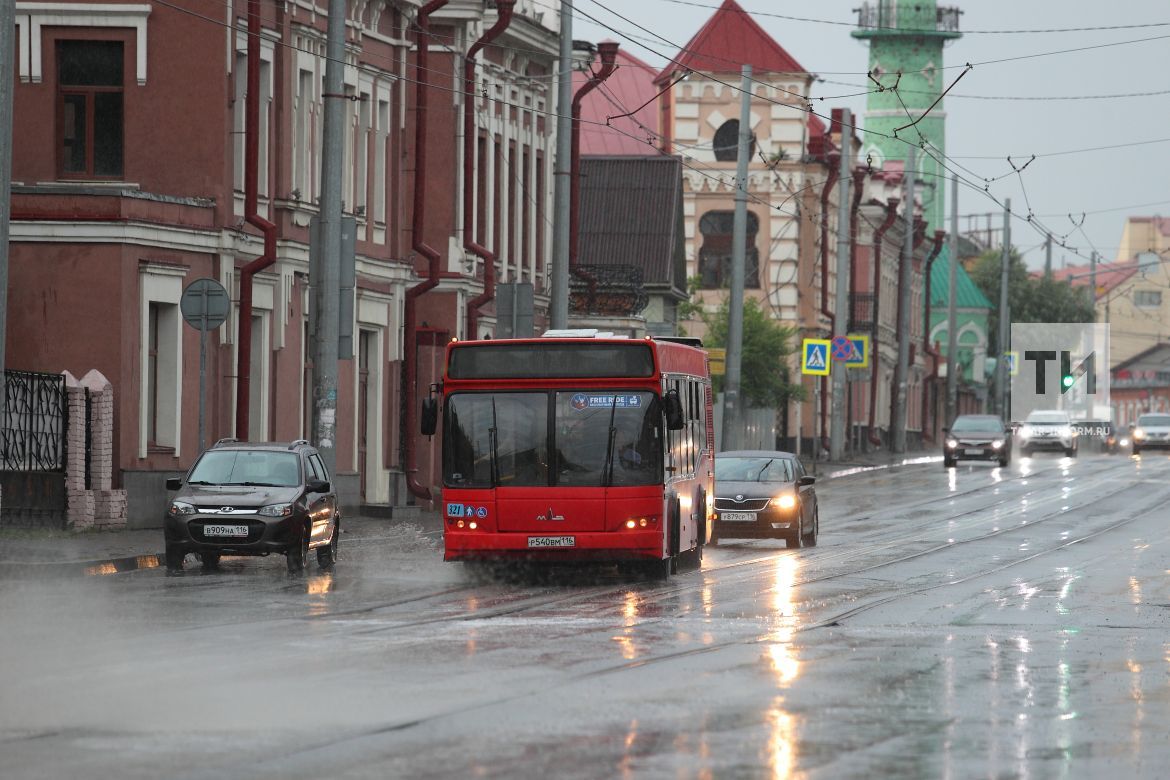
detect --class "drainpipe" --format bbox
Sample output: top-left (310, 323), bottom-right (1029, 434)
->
top-left (867, 198), bottom-right (899, 447)
top-left (463, 0), bottom-right (515, 339)
top-left (818, 155), bottom-right (840, 452)
top-left (921, 230), bottom-right (946, 442)
top-left (403, 0), bottom-right (450, 502)
top-left (569, 42), bottom-right (620, 312)
top-left (235, 0), bottom-right (278, 439)
top-left (891, 217), bottom-right (927, 441)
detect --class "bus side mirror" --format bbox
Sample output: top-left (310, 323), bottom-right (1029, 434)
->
top-left (421, 396), bottom-right (438, 436)
top-left (664, 389), bottom-right (685, 431)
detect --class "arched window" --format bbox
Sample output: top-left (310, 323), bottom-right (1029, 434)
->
top-left (697, 211), bottom-right (760, 289)
top-left (713, 119), bottom-right (755, 162)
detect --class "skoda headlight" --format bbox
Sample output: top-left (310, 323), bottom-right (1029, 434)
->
top-left (773, 494), bottom-right (796, 510)
top-left (257, 502), bottom-right (293, 517)
top-left (168, 500), bottom-right (196, 516)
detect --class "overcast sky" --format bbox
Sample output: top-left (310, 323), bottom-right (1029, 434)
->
top-left (573, 0), bottom-right (1170, 270)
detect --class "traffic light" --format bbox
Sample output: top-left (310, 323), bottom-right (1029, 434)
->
top-left (1061, 372), bottom-right (1075, 390)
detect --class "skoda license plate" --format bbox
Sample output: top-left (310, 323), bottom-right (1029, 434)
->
top-left (721, 512), bottom-right (755, 522)
top-left (204, 524), bottom-right (249, 538)
top-left (527, 536), bottom-right (575, 548)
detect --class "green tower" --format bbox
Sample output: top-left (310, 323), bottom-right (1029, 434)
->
top-left (853, 1), bottom-right (961, 232)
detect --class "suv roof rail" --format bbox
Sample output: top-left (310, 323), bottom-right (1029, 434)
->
top-left (213, 437), bottom-right (239, 447)
top-left (288, 439), bottom-right (310, 450)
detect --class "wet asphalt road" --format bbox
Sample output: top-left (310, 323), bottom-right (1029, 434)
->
top-left (2, 451), bottom-right (1169, 779)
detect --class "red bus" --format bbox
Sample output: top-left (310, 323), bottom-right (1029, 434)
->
top-left (422, 332), bottom-right (715, 577)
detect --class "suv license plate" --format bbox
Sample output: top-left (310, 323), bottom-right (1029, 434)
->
top-left (204, 524), bottom-right (249, 537)
top-left (528, 536), bottom-right (575, 548)
top-left (965, 448), bottom-right (984, 455)
top-left (720, 512), bottom-right (755, 522)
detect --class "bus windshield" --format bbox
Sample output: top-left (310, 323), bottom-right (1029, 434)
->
top-left (443, 390), bottom-right (662, 488)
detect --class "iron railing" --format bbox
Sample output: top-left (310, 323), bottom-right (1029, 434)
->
top-left (569, 264), bottom-right (650, 316)
top-left (2, 370), bottom-right (67, 472)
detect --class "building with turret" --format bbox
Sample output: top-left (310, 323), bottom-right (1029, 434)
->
top-left (852, 0), bottom-right (961, 233)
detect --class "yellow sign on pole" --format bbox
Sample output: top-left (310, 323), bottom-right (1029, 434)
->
top-left (706, 347), bottom-right (726, 376)
top-left (801, 339), bottom-right (831, 376)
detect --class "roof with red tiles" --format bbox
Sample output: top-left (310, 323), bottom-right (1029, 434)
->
top-left (1043, 259), bottom-right (1138, 296)
top-left (654, 0), bottom-right (807, 84)
top-left (574, 47), bottom-right (662, 156)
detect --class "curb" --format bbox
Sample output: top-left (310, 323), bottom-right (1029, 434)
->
top-left (823, 454), bottom-right (943, 480)
top-left (0, 552), bottom-right (164, 578)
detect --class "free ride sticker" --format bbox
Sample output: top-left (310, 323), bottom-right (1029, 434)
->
top-left (570, 393), bottom-right (643, 411)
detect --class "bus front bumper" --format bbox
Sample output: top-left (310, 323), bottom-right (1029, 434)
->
top-left (444, 529), bottom-right (664, 562)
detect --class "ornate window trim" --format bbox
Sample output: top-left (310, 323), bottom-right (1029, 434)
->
top-left (16, 3), bottom-right (152, 86)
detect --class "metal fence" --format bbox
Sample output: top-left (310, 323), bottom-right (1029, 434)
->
top-left (2, 370), bottom-right (67, 472)
top-left (2, 370), bottom-right (68, 528)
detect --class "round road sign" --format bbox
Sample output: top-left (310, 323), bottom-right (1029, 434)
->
top-left (180, 278), bottom-right (230, 332)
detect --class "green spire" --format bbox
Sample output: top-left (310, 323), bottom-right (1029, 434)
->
top-left (853, 1), bottom-right (962, 233)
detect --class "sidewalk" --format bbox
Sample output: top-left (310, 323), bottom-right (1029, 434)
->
top-left (0, 512), bottom-right (442, 576)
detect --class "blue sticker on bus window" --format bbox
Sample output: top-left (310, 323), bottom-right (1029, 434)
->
top-left (476, 506), bottom-right (487, 518)
top-left (447, 503), bottom-right (464, 517)
top-left (465, 505), bottom-right (477, 517)
top-left (571, 393), bottom-right (643, 411)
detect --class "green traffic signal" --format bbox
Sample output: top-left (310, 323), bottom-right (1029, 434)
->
top-left (1062, 374), bottom-right (1075, 389)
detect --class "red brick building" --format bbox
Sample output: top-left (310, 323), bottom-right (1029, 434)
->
top-left (6, 0), bottom-right (558, 525)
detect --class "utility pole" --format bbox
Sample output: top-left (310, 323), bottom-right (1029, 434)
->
top-left (891, 146), bottom-right (915, 453)
top-left (721, 64), bottom-right (752, 452)
top-left (995, 198), bottom-right (1011, 417)
top-left (945, 174), bottom-right (958, 427)
top-left (312, 0), bottom-right (346, 477)
top-left (0, 0), bottom-right (13, 417)
top-left (1044, 233), bottom-right (1053, 279)
top-left (829, 109), bottom-right (852, 461)
top-left (1089, 250), bottom-right (1098, 321)
top-left (549, 2), bottom-right (573, 329)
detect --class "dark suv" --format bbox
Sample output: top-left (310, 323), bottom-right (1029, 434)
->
top-left (163, 439), bottom-right (340, 574)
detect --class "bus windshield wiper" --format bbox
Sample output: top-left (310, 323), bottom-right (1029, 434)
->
top-left (489, 397), bottom-right (500, 487)
top-left (603, 395), bottom-right (619, 487)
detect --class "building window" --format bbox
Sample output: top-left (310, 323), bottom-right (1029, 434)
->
top-left (57, 40), bottom-right (124, 178)
top-left (698, 211), bottom-right (760, 289)
top-left (1134, 290), bottom-right (1162, 308)
top-left (139, 266), bottom-right (184, 458)
top-left (713, 119), bottom-right (754, 163)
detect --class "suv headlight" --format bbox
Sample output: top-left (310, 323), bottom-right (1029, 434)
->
top-left (945, 438), bottom-right (958, 449)
top-left (1133, 427), bottom-right (1146, 440)
top-left (1019, 425), bottom-right (1033, 438)
top-left (258, 503), bottom-right (293, 517)
top-left (992, 439), bottom-right (1004, 449)
top-left (168, 500), bottom-right (196, 516)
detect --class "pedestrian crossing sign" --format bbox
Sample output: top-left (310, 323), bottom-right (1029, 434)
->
top-left (802, 339), bottom-right (831, 376)
top-left (1005, 351), bottom-right (1019, 376)
top-left (845, 334), bottom-right (870, 369)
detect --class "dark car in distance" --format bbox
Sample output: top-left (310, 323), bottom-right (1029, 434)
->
top-left (163, 439), bottom-right (340, 574)
top-left (712, 451), bottom-right (818, 548)
top-left (944, 414), bottom-right (1012, 468)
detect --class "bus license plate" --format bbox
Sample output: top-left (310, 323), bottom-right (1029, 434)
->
top-left (527, 536), bottom-right (575, 548)
top-left (204, 524), bottom-right (249, 537)
top-left (720, 512), bottom-right (755, 522)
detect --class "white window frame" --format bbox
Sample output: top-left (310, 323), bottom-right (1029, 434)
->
top-left (138, 264), bottom-right (185, 458)
top-left (16, 3), bottom-right (151, 85)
